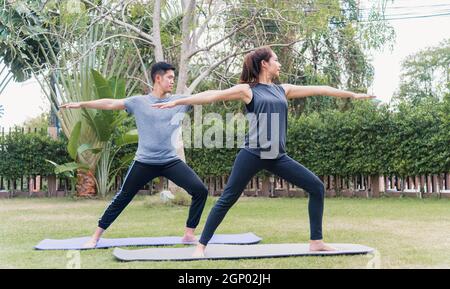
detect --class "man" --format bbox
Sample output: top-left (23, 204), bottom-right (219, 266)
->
top-left (60, 62), bottom-right (208, 248)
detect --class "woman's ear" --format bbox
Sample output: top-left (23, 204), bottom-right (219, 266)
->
top-left (261, 59), bottom-right (268, 70)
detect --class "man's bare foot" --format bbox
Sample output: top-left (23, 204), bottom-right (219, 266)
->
top-left (309, 240), bottom-right (336, 252)
top-left (192, 244), bottom-right (206, 258)
top-left (82, 238), bottom-right (98, 249)
top-left (82, 227), bottom-right (104, 249)
top-left (182, 227), bottom-right (198, 243)
top-left (181, 234), bottom-right (198, 243)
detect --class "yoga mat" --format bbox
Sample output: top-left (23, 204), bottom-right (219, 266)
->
top-left (34, 233), bottom-right (262, 250)
top-left (113, 243), bottom-right (375, 261)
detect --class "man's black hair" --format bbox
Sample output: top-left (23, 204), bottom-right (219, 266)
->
top-left (150, 62), bottom-right (176, 83)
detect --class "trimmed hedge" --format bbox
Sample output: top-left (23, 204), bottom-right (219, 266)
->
top-left (0, 131), bottom-right (70, 180)
top-left (1, 98), bottom-right (448, 181)
top-left (186, 99), bottom-right (449, 177)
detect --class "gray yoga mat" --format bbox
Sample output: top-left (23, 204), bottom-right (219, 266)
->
top-left (113, 243), bottom-right (375, 261)
top-left (34, 232), bottom-right (261, 250)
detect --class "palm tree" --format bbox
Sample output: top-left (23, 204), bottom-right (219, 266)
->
top-left (1, 3), bottom-right (147, 196)
top-left (46, 26), bottom-right (145, 197)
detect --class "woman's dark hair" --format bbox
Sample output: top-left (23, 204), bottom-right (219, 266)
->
top-left (150, 62), bottom-right (176, 83)
top-left (239, 46), bottom-right (274, 87)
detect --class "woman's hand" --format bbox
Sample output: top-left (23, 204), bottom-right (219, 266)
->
top-left (352, 93), bottom-right (377, 100)
top-left (152, 100), bottom-right (179, 109)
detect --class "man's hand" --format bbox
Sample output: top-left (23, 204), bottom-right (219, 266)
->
top-left (59, 102), bottom-right (83, 109)
top-left (352, 93), bottom-right (376, 100)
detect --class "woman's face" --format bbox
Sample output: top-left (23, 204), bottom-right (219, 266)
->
top-left (262, 52), bottom-right (281, 78)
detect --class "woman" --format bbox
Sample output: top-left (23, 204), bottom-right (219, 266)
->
top-left (153, 47), bottom-right (376, 257)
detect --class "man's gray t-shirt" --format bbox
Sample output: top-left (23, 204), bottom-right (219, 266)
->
top-left (124, 94), bottom-right (192, 164)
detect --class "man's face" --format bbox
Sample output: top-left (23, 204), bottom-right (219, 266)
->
top-left (155, 70), bottom-right (175, 93)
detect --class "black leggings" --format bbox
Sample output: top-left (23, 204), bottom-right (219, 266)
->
top-left (199, 149), bottom-right (325, 245)
top-left (98, 159), bottom-right (208, 230)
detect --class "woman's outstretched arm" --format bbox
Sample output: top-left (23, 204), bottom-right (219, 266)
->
top-left (152, 84), bottom-right (252, 109)
top-left (281, 84), bottom-right (376, 100)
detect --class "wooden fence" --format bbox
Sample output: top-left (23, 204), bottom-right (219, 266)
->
top-left (1, 126), bottom-right (449, 199)
top-left (3, 172), bottom-right (449, 199)
top-left (201, 173), bottom-right (450, 199)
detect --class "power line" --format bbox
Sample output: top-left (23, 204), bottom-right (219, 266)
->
top-left (377, 8), bottom-right (450, 17)
top-left (304, 3), bottom-right (450, 12)
top-left (359, 12), bottom-right (450, 22)
top-left (380, 3), bottom-right (450, 10)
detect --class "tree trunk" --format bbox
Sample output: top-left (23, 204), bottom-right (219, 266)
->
top-left (168, 0), bottom-right (196, 194)
top-left (76, 169), bottom-right (97, 197)
top-left (259, 177), bottom-right (271, 197)
top-left (152, 0), bottom-right (164, 62)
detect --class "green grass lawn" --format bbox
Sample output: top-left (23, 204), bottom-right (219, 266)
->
top-left (1, 195), bottom-right (449, 269)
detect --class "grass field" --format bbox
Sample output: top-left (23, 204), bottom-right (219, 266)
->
top-left (0, 195), bottom-right (449, 269)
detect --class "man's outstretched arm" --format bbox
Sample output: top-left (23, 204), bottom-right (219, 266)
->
top-left (59, 99), bottom-right (125, 110)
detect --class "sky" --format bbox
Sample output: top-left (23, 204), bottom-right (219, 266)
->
top-left (366, 0), bottom-right (450, 102)
top-left (0, 0), bottom-right (449, 129)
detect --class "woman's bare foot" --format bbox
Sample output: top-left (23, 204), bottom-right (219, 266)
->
top-left (309, 240), bottom-right (336, 252)
top-left (82, 238), bottom-right (99, 249)
top-left (192, 244), bottom-right (206, 258)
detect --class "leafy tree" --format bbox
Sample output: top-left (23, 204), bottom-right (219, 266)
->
top-left (393, 38), bottom-right (450, 105)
